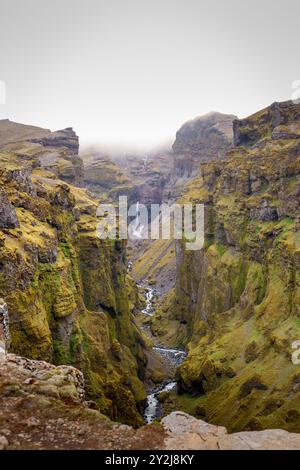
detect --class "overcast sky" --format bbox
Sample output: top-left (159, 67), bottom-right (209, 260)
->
top-left (0, 0), bottom-right (299, 148)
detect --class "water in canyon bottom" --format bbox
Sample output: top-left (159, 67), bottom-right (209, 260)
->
top-left (144, 348), bottom-right (186, 424)
top-left (139, 283), bottom-right (186, 423)
top-left (144, 380), bottom-right (177, 424)
top-left (142, 287), bottom-right (155, 316)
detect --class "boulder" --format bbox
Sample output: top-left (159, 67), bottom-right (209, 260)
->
top-left (162, 412), bottom-right (300, 450)
top-left (0, 189), bottom-right (19, 228)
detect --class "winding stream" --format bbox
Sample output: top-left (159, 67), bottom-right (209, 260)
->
top-left (144, 381), bottom-right (177, 424)
top-left (141, 287), bottom-right (155, 316)
top-left (139, 283), bottom-right (186, 423)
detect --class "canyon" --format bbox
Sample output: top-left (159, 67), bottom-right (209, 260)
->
top-left (0, 99), bottom-right (300, 449)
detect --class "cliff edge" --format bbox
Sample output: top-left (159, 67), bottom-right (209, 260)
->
top-left (1, 352), bottom-right (300, 450)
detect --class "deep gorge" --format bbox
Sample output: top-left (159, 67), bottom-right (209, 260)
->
top-left (1, 100), bottom-right (300, 447)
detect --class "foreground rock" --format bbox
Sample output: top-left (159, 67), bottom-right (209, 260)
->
top-left (162, 412), bottom-right (300, 450)
top-left (0, 353), bottom-right (85, 403)
top-left (0, 353), bottom-right (163, 450)
top-left (0, 189), bottom-right (19, 229)
top-left (1, 354), bottom-right (300, 450)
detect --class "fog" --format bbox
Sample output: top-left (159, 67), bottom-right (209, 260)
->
top-left (0, 0), bottom-right (299, 147)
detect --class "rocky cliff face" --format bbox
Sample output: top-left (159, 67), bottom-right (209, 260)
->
top-left (0, 120), bottom-right (83, 186)
top-left (172, 112), bottom-right (236, 177)
top-left (82, 148), bottom-right (173, 208)
top-left (0, 129), bottom-right (147, 426)
top-left (82, 150), bottom-right (133, 200)
top-left (233, 100), bottom-right (300, 147)
top-left (171, 101), bottom-right (300, 432)
top-left (81, 113), bottom-right (236, 210)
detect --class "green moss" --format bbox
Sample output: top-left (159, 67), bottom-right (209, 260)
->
top-left (169, 108), bottom-right (300, 432)
top-left (0, 161), bottom-right (148, 428)
top-left (53, 340), bottom-right (69, 364)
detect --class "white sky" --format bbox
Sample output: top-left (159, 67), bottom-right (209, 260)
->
top-left (0, 0), bottom-right (299, 149)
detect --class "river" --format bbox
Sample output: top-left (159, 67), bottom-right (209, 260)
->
top-left (139, 284), bottom-right (186, 423)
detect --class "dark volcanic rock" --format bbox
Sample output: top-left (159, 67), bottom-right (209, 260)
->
top-left (0, 189), bottom-right (19, 228)
top-left (172, 112), bottom-right (236, 176)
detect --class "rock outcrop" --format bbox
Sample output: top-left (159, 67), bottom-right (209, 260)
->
top-left (233, 100), bottom-right (300, 147)
top-left (1, 354), bottom-right (300, 450)
top-left (168, 100), bottom-right (300, 432)
top-left (29, 127), bottom-right (79, 153)
top-left (0, 351), bottom-right (162, 450)
top-left (1, 353), bottom-right (85, 403)
top-left (0, 189), bottom-right (19, 228)
top-left (162, 412), bottom-right (300, 450)
top-left (0, 119), bottom-right (83, 186)
top-left (172, 112), bottom-right (236, 176)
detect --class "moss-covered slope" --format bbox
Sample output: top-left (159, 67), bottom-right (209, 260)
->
top-left (0, 148), bottom-right (147, 427)
top-left (173, 101), bottom-right (300, 432)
